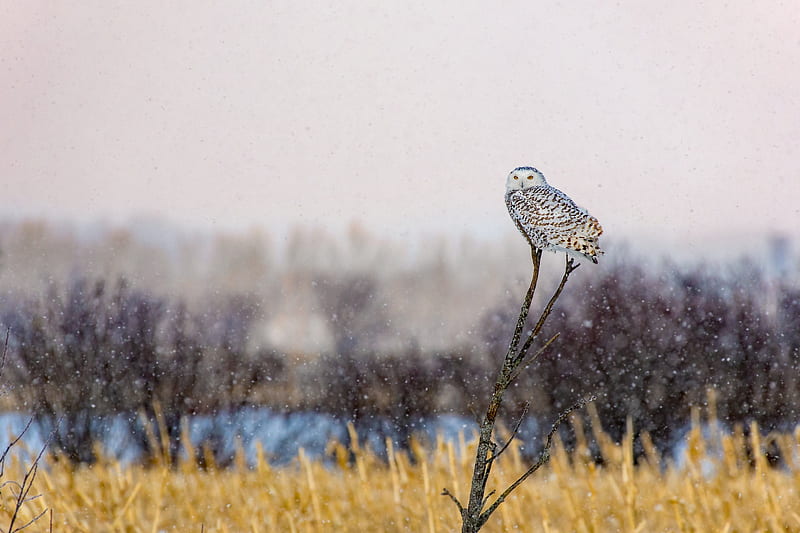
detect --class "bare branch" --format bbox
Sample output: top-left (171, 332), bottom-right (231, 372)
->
top-left (10, 508), bottom-right (47, 533)
top-left (6, 416), bottom-right (62, 533)
top-left (441, 488), bottom-right (465, 514)
top-left (507, 248), bottom-right (542, 356)
top-left (486, 402), bottom-right (530, 466)
top-left (0, 418), bottom-right (34, 477)
top-left (508, 333), bottom-right (560, 385)
top-left (480, 489), bottom-right (495, 509)
top-left (0, 328), bottom-right (9, 379)
top-left (452, 248), bottom-right (586, 532)
top-left (0, 322), bottom-right (57, 533)
top-left (477, 440), bottom-right (496, 507)
top-left (515, 255), bottom-right (578, 363)
top-left (0, 480), bottom-right (23, 491)
top-left (478, 396), bottom-right (595, 527)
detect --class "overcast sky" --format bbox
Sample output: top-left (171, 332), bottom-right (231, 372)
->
top-left (2, 2), bottom-right (799, 253)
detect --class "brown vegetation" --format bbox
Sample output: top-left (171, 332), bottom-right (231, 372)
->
top-left (0, 409), bottom-right (797, 532)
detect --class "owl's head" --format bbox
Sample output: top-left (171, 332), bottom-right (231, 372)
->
top-left (506, 166), bottom-right (547, 192)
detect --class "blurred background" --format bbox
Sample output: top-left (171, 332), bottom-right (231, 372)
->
top-left (0, 2), bottom-right (798, 465)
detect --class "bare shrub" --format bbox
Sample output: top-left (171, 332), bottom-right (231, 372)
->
top-left (0, 331), bottom-right (55, 532)
top-left (489, 256), bottom-right (800, 453)
top-left (1, 278), bottom-right (267, 465)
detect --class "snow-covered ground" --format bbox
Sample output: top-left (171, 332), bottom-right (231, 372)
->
top-left (0, 409), bottom-right (482, 466)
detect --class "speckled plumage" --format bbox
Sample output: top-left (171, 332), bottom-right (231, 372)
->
top-left (505, 166), bottom-right (603, 264)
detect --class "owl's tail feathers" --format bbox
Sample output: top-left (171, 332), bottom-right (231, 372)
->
top-left (567, 236), bottom-right (603, 264)
top-left (579, 216), bottom-right (603, 264)
top-left (564, 217), bottom-right (603, 264)
top-left (550, 216), bottom-right (604, 264)
top-left (584, 215), bottom-right (603, 237)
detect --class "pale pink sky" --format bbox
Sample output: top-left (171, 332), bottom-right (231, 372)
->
top-left (2, 2), bottom-right (799, 252)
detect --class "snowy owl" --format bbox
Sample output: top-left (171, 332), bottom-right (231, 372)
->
top-left (505, 166), bottom-right (603, 264)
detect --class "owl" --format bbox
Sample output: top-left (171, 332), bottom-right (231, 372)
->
top-left (505, 166), bottom-right (603, 264)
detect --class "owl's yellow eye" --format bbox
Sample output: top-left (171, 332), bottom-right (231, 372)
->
top-left (513, 176), bottom-right (519, 180)
top-left (527, 176), bottom-right (533, 180)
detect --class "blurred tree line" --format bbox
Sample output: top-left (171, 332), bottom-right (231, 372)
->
top-left (0, 219), bottom-right (797, 464)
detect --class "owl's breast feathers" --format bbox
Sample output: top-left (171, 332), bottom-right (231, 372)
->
top-left (506, 185), bottom-right (603, 263)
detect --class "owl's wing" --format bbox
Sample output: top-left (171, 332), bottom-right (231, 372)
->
top-left (511, 186), bottom-right (602, 242)
top-left (507, 188), bottom-right (552, 248)
top-left (510, 186), bottom-right (572, 226)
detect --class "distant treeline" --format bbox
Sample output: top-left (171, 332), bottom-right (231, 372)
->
top-left (1, 250), bottom-right (798, 464)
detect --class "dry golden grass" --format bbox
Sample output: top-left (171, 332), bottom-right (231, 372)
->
top-left (1, 407), bottom-right (799, 533)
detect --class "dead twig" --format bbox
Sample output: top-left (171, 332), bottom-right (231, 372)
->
top-left (508, 333), bottom-right (560, 385)
top-left (486, 402), bottom-right (529, 466)
top-left (2, 414), bottom-right (61, 533)
top-left (441, 487), bottom-right (464, 514)
top-left (0, 304), bottom-right (55, 533)
top-left (0, 328), bottom-right (9, 378)
top-left (0, 418), bottom-right (34, 479)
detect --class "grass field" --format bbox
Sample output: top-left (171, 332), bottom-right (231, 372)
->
top-left (1, 407), bottom-right (798, 532)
